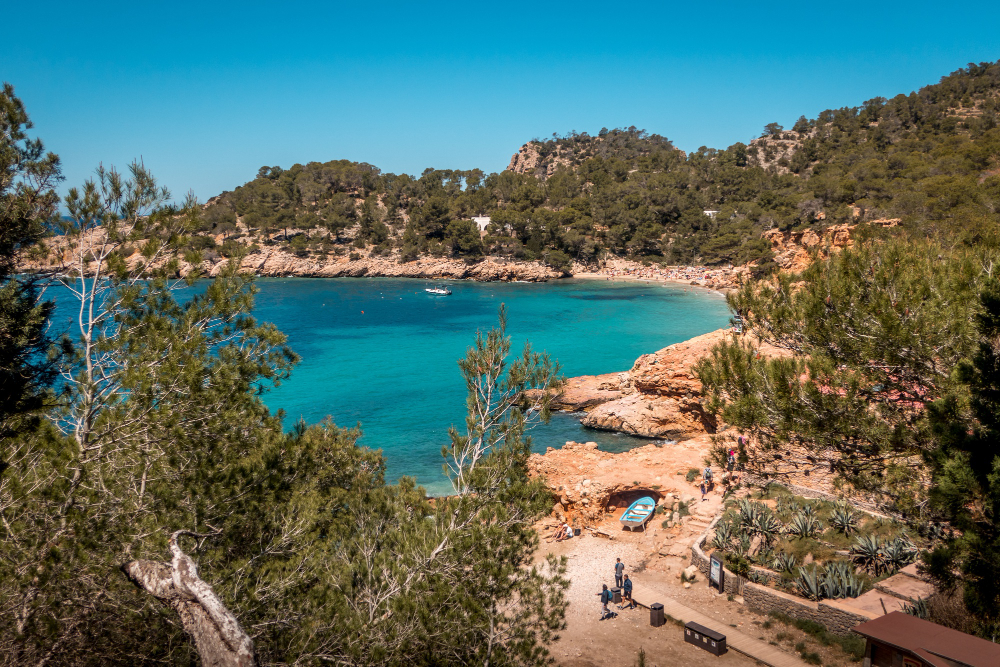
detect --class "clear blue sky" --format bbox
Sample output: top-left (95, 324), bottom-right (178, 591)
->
top-left (5, 1), bottom-right (999, 203)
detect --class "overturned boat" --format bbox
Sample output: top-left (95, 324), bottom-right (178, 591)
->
top-left (619, 496), bottom-right (656, 531)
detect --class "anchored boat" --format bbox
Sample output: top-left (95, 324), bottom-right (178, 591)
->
top-left (425, 285), bottom-right (452, 295)
top-left (619, 496), bottom-right (656, 531)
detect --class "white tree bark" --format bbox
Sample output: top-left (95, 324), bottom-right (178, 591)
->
top-left (123, 531), bottom-right (257, 667)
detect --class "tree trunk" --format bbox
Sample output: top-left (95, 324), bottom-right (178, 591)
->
top-left (123, 531), bottom-right (257, 667)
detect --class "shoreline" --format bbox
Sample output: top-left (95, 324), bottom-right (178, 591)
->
top-left (20, 251), bottom-right (744, 290)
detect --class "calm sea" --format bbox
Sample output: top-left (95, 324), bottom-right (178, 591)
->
top-left (254, 277), bottom-right (730, 494)
top-left (48, 277), bottom-right (730, 495)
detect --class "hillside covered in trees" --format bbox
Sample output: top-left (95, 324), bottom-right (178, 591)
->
top-left (189, 61), bottom-right (1000, 273)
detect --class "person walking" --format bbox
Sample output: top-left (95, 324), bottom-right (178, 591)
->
top-left (614, 558), bottom-right (625, 588)
top-left (622, 574), bottom-right (634, 609)
top-left (597, 584), bottom-right (612, 620)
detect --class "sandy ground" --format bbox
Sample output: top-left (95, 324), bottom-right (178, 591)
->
top-left (571, 271), bottom-right (732, 295)
top-left (537, 510), bottom-right (755, 667)
top-left (535, 493), bottom-right (865, 667)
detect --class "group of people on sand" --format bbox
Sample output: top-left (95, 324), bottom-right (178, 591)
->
top-left (597, 557), bottom-right (635, 620)
top-left (600, 264), bottom-right (732, 284)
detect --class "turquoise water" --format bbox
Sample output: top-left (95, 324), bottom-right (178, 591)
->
top-left (46, 277), bottom-right (730, 495)
top-left (252, 278), bottom-right (730, 494)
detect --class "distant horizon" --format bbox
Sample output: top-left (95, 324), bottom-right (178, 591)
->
top-left (5, 1), bottom-right (999, 203)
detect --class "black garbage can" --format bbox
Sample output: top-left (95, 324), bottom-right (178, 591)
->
top-left (650, 602), bottom-right (665, 627)
top-left (611, 587), bottom-right (622, 604)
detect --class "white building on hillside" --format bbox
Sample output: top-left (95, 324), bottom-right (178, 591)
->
top-left (472, 215), bottom-right (491, 232)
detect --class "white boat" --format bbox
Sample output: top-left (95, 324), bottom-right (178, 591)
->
top-left (619, 496), bottom-right (656, 531)
top-left (425, 285), bottom-right (452, 295)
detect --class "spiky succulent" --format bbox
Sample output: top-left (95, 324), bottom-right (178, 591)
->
top-left (829, 503), bottom-right (860, 535)
top-left (884, 535), bottom-right (917, 572)
top-left (776, 496), bottom-right (798, 515)
top-left (754, 547), bottom-right (776, 567)
top-left (903, 597), bottom-right (928, 619)
top-left (787, 512), bottom-right (823, 539)
top-left (771, 552), bottom-right (798, 573)
top-left (750, 507), bottom-right (783, 549)
top-left (733, 533), bottom-right (752, 558)
top-left (711, 520), bottom-right (736, 551)
top-left (737, 498), bottom-right (764, 529)
top-left (822, 561), bottom-right (867, 599)
top-left (850, 534), bottom-right (888, 576)
top-left (795, 566), bottom-right (824, 601)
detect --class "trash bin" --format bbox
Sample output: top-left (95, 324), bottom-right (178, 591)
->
top-left (611, 587), bottom-right (622, 604)
top-left (650, 602), bottom-right (665, 627)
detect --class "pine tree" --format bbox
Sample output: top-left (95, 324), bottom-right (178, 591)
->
top-left (925, 276), bottom-right (1000, 638)
top-left (695, 237), bottom-right (986, 512)
top-left (0, 83), bottom-right (62, 445)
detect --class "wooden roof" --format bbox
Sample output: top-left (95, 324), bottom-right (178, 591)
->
top-left (853, 612), bottom-right (1000, 667)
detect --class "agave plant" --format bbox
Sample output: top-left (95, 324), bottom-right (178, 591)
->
top-left (850, 534), bottom-right (888, 576)
top-left (748, 569), bottom-right (769, 584)
top-left (883, 535), bottom-right (917, 572)
top-left (822, 561), bottom-right (867, 599)
top-left (800, 503), bottom-right (817, 520)
top-left (737, 498), bottom-right (763, 529)
top-left (771, 552), bottom-right (798, 573)
top-left (754, 547), bottom-right (776, 567)
top-left (733, 533), bottom-right (752, 558)
top-left (829, 503), bottom-right (860, 535)
top-left (787, 511), bottom-right (823, 539)
top-left (903, 597), bottom-right (928, 619)
top-left (750, 507), bottom-right (784, 549)
top-left (711, 520), bottom-right (736, 551)
top-left (795, 566), bottom-right (824, 601)
top-left (776, 496), bottom-right (798, 515)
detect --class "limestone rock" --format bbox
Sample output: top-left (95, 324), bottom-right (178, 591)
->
top-left (554, 328), bottom-right (787, 440)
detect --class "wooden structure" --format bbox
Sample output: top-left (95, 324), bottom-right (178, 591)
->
top-left (684, 621), bottom-right (727, 656)
top-left (853, 611), bottom-right (1000, 667)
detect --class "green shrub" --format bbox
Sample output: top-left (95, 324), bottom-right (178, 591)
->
top-left (770, 611), bottom-right (866, 661)
top-left (686, 468), bottom-right (699, 482)
top-left (800, 650), bottom-right (822, 665)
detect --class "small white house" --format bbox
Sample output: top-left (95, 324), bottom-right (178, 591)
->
top-left (472, 216), bottom-right (491, 232)
top-left (703, 210), bottom-right (720, 219)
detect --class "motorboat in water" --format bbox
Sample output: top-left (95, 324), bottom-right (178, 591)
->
top-left (619, 496), bottom-right (656, 531)
top-left (425, 285), bottom-right (452, 295)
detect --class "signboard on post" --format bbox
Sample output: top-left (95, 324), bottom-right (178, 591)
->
top-left (709, 553), bottom-right (724, 592)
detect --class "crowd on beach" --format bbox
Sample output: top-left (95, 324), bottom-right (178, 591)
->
top-left (596, 263), bottom-right (738, 286)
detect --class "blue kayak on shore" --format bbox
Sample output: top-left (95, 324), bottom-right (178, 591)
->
top-left (619, 496), bottom-right (656, 531)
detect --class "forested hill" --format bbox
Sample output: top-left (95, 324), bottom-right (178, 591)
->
top-left (192, 60), bottom-right (1000, 272)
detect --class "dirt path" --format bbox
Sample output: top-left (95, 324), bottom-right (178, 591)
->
top-left (536, 506), bottom-right (865, 667)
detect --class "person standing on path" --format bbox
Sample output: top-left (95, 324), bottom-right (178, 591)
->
top-left (614, 558), bottom-right (625, 588)
top-left (622, 574), bottom-right (634, 609)
top-left (597, 584), bottom-right (611, 620)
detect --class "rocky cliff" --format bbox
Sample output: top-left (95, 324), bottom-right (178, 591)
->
top-left (763, 219), bottom-right (898, 274)
top-left (552, 329), bottom-right (788, 439)
top-left (506, 142), bottom-right (574, 179)
top-left (20, 235), bottom-right (565, 282)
